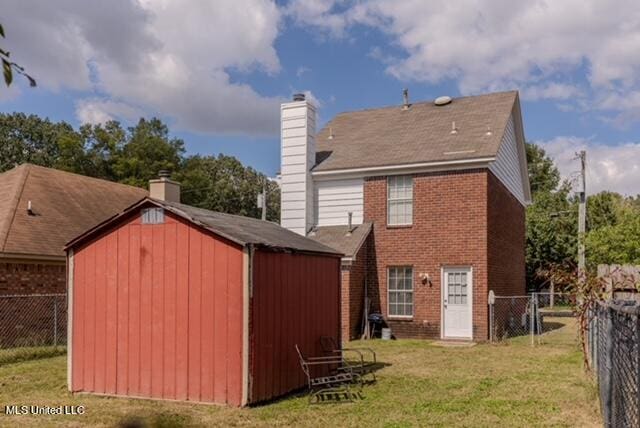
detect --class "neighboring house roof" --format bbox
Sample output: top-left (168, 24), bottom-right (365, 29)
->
top-left (314, 91), bottom-right (519, 173)
top-left (66, 198), bottom-right (343, 257)
top-left (308, 223), bottom-right (372, 260)
top-left (0, 164), bottom-right (148, 259)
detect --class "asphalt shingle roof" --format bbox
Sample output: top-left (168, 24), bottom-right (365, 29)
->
top-left (0, 164), bottom-right (148, 258)
top-left (314, 91), bottom-right (519, 172)
top-left (308, 223), bottom-right (372, 259)
top-left (66, 198), bottom-right (343, 257)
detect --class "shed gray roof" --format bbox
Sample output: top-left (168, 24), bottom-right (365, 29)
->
top-left (66, 197), bottom-right (342, 256)
top-left (308, 223), bottom-right (372, 259)
top-left (314, 91), bottom-right (519, 172)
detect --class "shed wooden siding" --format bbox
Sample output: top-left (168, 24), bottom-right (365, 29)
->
top-left (71, 212), bottom-right (244, 406)
top-left (250, 250), bottom-right (340, 403)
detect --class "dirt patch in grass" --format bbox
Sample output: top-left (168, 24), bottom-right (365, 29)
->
top-left (0, 318), bottom-right (600, 427)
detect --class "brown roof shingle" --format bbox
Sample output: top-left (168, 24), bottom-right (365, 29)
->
top-left (314, 91), bottom-right (519, 172)
top-left (0, 164), bottom-right (148, 258)
top-left (308, 223), bottom-right (372, 259)
top-left (66, 198), bottom-right (343, 257)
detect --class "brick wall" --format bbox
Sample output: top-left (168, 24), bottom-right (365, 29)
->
top-left (487, 172), bottom-right (526, 296)
top-left (0, 260), bottom-right (66, 295)
top-left (363, 170), bottom-right (490, 340)
top-left (341, 236), bottom-right (369, 341)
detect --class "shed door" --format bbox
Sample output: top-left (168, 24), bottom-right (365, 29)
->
top-left (442, 267), bottom-right (472, 339)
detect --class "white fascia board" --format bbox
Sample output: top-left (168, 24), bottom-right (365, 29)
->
top-left (311, 157), bottom-right (495, 180)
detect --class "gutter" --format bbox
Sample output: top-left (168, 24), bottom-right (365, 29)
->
top-left (311, 157), bottom-right (496, 179)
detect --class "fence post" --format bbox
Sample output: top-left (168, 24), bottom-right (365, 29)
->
top-left (530, 293), bottom-right (536, 346)
top-left (636, 308), bottom-right (640, 426)
top-left (602, 305), bottom-right (614, 427)
top-left (488, 290), bottom-right (495, 342)
top-left (53, 298), bottom-right (58, 347)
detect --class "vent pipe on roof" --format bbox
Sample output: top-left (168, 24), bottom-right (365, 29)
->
top-left (347, 212), bottom-right (353, 236)
top-left (451, 121), bottom-right (458, 134)
top-left (402, 88), bottom-right (410, 110)
top-left (27, 200), bottom-right (34, 216)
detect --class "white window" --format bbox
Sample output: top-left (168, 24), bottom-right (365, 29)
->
top-left (388, 266), bottom-right (413, 317)
top-left (387, 175), bottom-right (413, 225)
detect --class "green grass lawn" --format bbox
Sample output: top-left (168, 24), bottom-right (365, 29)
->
top-left (0, 317), bottom-right (600, 427)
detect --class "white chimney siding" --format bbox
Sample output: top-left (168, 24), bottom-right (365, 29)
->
top-left (280, 99), bottom-right (316, 235)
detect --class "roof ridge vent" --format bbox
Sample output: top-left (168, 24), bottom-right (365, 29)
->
top-left (434, 95), bottom-right (452, 106)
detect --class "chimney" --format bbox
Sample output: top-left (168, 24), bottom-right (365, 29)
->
top-left (280, 93), bottom-right (316, 235)
top-left (149, 170), bottom-right (181, 203)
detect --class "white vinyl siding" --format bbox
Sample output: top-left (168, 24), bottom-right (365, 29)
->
top-left (489, 114), bottom-right (526, 205)
top-left (388, 267), bottom-right (413, 318)
top-left (387, 175), bottom-right (413, 226)
top-left (280, 101), bottom-right (316, 235)
top-left (314, 178), bottom-right (364, 226)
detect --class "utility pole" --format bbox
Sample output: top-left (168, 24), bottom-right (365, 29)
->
top-left (257, 181), bottom-right (267, 221)
top-left (577, 150), bottom-right (586, 278)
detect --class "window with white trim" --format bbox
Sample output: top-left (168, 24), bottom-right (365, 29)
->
top-left (388, 266), bottom-right (413, 317)
top-left (387, 175), bottom-right (413, 225)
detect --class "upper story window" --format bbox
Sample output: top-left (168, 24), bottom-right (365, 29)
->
top-left (387, 175), bottom-right (413, 226)
top-left (141, 208), bottom-right (165, 224)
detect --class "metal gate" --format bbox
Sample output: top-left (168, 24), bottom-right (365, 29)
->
top-left (488, 291), bottom-right (575, 344)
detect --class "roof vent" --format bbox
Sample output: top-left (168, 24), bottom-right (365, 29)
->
top-left (328, 127), bottom-right (334, 140)
top-left (450, 121), bottom-right (458, 134)
top-left (293, 93), bottom-right (306, 102)
top-left (402, 88), bottom-right (410, 110)
top-left (434, 96), bottom-right (452, 106)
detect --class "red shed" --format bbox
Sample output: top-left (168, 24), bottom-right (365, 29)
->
top-left (65, 197), bottom-right (342, 406)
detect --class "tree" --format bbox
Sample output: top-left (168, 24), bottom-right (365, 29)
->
top-left (112, 118), bottom-right (184, 187)
top-left (526, 183), bottom-right (578, 288)
top-left (0, 112), bottom-right (280, 222)
top-left (177, 154), bottom-right (280, 222)
top-left (0, 113), bottom-right (77, 172)
top-left (525, 142), bottom-right (578, 289)
top-left (586, 209), bottom-right (640, 266)
top-left (0, 23), bottom-right (36, 87)
top-left (526, 143), bottom-right (560, 194)
top-left (587, 191), bottom-right (624, 231)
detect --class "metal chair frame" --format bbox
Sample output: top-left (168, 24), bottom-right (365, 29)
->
top-left (295, 344), bottom-right (361, 403)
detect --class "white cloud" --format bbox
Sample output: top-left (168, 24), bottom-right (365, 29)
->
top-left (521, 83), bottom-right (582, 102)
top-left (296, 66), bottom-right (311, 78)
top-left (537, 136), bottom-right (640, 196)
top-left (2, 0), bottom-right (284, 135)
top-left (288, 0), bottom-right (640, 119)
top-left (75, 99), bottom-right (144, 125)
top-left (285, 0), bottom-right (351, 36)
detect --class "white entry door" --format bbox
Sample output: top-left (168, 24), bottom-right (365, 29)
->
top-left (442, 267), bottom-right (473, 339)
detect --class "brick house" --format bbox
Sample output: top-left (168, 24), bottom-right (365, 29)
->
top-left (0, 164), bottom-right (148, 295)
top-left (280, 91), bottom-right (531, 341)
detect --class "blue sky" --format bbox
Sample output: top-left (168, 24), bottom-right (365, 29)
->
top-left (2, 0), bottom-right (640, 195)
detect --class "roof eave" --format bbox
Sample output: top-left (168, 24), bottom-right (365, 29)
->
top-left (312, 157), bottom-right (496, 180)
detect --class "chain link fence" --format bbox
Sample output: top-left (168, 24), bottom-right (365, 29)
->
top-left (0, 293), bottom-right (67, 365)
top-left (489, 292), bottom-right (575, 343)
top-left (587, 300), bottom-right (640, 428)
